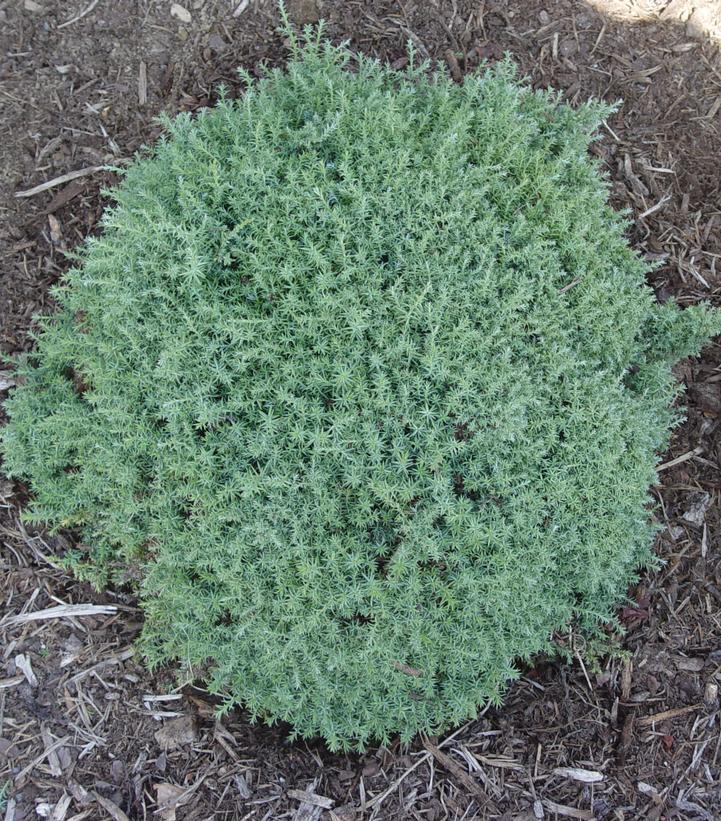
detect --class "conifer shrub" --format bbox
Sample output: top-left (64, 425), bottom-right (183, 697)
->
top-left (3, 29), bottom-right (720, 750)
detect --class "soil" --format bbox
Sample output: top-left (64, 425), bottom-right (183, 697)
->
top-left (1, 1), bottom-right (721, 819)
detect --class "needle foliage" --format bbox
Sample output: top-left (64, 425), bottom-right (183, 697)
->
top-left (3, 29), bottom-right (720, 750)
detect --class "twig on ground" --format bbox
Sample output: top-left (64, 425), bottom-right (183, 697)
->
top-left (638, 194), bottom-right (671, 220)
top-left (58, 0), bottom-right (100, 29)
top-left (637, 704), bottom-right (701, 727)
top-left (66, 647), bottom-right (134, 685)
top-left (14, 735), bottom-right (71, 784)
top-left (657, 447), bottom-right (703, 472)
top-left (2, 603), bottom-right (117, 627)
top-left (366, 720), bottom-right (475, 810)
top-left (422, 737), bottom-right (500, 812)
top-left (15, 166), bottom-right (105, 198)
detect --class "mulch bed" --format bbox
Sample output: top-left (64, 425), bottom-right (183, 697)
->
top-left (1, 1), bottom-right (720, 819)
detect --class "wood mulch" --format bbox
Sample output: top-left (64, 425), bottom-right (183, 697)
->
top-left (1, 1), bottom-right (720, 818)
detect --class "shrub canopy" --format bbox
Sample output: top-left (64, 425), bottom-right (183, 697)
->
top-left (4, 31), bottom-right (720, 750)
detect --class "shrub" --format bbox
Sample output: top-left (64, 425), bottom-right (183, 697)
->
top-left (3, 29), bottom-right (720, 751)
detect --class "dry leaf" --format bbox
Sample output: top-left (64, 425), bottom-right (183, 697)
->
top-left (155, 783), bottom-right (185, 821)
top-left (154, 715), bottom-right (198, 750)
top-left (170, 3), bottom-right (191, 23)
top-left (682, 492), bottom-right (711, 526)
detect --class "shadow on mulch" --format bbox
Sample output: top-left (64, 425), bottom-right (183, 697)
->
top-left (1, 1), bottom-right (720, 819)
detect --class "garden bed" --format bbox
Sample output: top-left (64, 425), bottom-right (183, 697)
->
top-left (1, 1), bottom-right (720, 818)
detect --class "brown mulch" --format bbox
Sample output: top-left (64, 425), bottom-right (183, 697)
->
top-left (1, 1), bottom-right (721, 819)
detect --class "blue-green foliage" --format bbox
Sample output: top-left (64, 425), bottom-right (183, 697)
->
top-left (3, 31), bottom-right (720, 750)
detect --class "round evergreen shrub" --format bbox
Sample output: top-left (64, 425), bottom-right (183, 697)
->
top-left (3, 31), bottom-right (720, 750)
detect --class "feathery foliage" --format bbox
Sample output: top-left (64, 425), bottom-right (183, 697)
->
top-left (3, 29), bottom-right (720, 750)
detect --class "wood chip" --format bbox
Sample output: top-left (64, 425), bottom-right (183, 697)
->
top-left (41, 724), bottom-right (63, 777)
top-left (50, 794), bottom-right (72, 821)
top-left (0, 371), bottom-right (16, 391)
top-left (675, 656), bottom-right (705, 672)
top-left (621, 658), bottom-right (633, 701)
top-left (138, 61), bottom-right (147, 105)
top-left (444, 49), bottom-right (463, 83)
top-left (94, 795), bottom-right (131, 821)
top-left (542, 799), bottom-right (596, 820)
top-left (617, 712), bottom-right (634, 765)
top-left (68, 780), bottom-right (90, 806)
top-left (233, 773), bottom-right (251, 799)
top-left (292, 803), bottom-right (323, 821)
top-left (706, 95), bottom-right (721, 119)
top-left (638, 781), bottom-right (661, 798)
top-left (48, 213), bottom-right (63, 244)
top-left (44, 179), bottom-right (86, 213)
top-left (672, 42), bottom-right (698, 53)
top-left (233, 0), bottom-right (250, 16)
top-left (0, 676), bottom-right (24, 689)
top-left (553, 767), bottom-right (604, 783)
top-left (476, 754), bottom-right (524, 771)
top-left (288, 790), bottom-right (334, 810)
top-left (624, 154), bottom-right (650, 197)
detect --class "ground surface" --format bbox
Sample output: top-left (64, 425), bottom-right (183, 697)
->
top-left (1, 1), bottom-right (721, 819)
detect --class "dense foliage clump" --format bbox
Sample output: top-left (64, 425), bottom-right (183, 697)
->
top-left (4, 30), bottom-right (720, 750)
